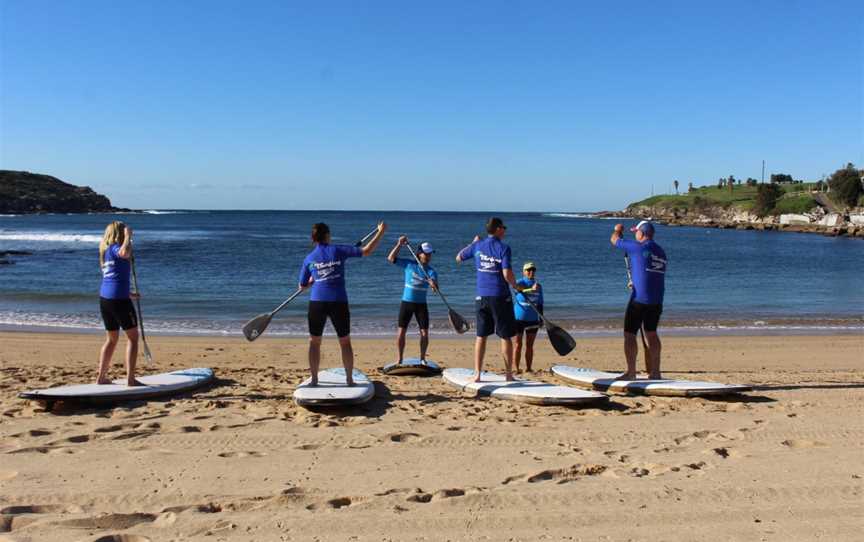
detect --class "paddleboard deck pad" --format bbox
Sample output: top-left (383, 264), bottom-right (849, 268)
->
top-left (18, 368), bottom-right (215, 406)
top-left (294, 368), bottom-right (374, 407)
top-left (442, 368), bottom-right (606, 406)
top-left (381, 358), bottom-right (442, 375)
top-left (551, 366), bottom-right (751, 397)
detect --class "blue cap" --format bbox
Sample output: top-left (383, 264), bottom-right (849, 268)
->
top-left (630, 220), bottom-right (655, 235)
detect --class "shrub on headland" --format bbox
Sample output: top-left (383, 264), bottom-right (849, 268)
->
top-left (754, 184), bottom-right (783, 217)
top-left (827, 163), bottom-right (863, 208)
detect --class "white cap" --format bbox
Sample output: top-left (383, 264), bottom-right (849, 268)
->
top-left (419, 242), bottom-right (435, 254)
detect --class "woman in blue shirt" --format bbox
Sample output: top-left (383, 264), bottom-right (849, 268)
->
top-left (513, 262), bottom-right (544, 373)
top-left (387, 235), bottom-right (439, 363)
top-left (96, 221), bottom-right (142, 386)
top-left (299, 221), bottom-right (387, 386)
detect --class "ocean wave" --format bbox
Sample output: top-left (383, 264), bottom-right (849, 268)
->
top-left (142, 210), bottom-right (187, 215)
top-left (0, 231), bottom-right (102, 243)
top-left (543, 213), bottom-right (629, 220)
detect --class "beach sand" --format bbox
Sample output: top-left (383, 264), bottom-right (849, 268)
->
top-left (0, 331), bottom-right (862, 541)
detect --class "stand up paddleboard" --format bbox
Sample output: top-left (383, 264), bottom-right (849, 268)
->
top-left (442, 368), bottom-right (607, 406)
top-left (380, 358), bottom-right (442, 376)
top-left (551, 366), bottom-right (751, 397)
top-left (293, 368), bottom-right (375, 407)
top-left (18, 368), bottom-right (215, 409)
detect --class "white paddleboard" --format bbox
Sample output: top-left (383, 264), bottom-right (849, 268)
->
top-left (19, 368), bottom-right (215, 405)
top-left (381, 358), bottom-right (442, 376)
top-left (442, 368), bottom-right (607, 406)
top-left (293, 368), bottom-right (374, 407)
top-left (551, 366), bottom-right (751, 397)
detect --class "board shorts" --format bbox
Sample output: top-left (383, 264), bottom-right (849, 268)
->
top-left (624, 299), bottom-right (663, 334)
top-left (308, 301), bottom-right (351, 337)
top-left (515, 320), bottom-right (541, 334)
top-left (476, 295), bottom-right (516, 339)
top-left (398, 301), bottom-right (430, 330)
top-left (99, 297), bottom-right (138, 331)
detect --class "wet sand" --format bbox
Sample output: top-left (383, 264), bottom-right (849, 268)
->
top-left (0, 331), bottom-right (862, 541)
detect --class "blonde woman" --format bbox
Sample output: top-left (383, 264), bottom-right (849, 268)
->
top-left (97, 221), bottom-right (142, 386)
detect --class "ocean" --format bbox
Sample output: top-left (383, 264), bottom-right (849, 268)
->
top-left (1, 210), bottom-right (862, 337)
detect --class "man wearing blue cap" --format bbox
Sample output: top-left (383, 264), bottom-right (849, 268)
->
top-left (611, 220), bottom-right (667, 379)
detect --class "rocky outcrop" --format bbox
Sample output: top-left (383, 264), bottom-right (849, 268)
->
top-left (621, 203), bottom-right (864, 239)
top-left (0, 170), bottom-right (128, 214)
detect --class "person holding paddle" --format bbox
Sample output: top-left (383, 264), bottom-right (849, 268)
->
top-left (513, 262), bottom-right (543, 373)
top-left (456, 217), bottom-right (524, 382)
top-left (387, 236), bottom-right (438, 364)
top-left (96, 221), bottom-right (143, 387)
top-left (610, 220), bottom-right (667, 380)
top-left (299, 221), bottom-right (387, 386)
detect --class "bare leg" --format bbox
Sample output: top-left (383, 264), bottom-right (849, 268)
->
top-left (473, 336), bottom-right (487, 382)
top-left (396, 327), bottom-right (407, 362)
top-left (338, 335), bottom-right (355, 386)
top-left (513, 331), bottom-right (524, 373)
top-left (97, 330), bottom-right (119, 384)
top-left (501, 337), bottom-right (514, 381)
top-left (645, 331), bottom-right (662, 379)
top-left (525, 330), bottom-right (537, 372)
top-left (308, 336), bottom-right (322, 386)
top-left (419, 328), bottom-right (429, 360)
top-left (621, 332), bottom-right (638, 379)
top-left (123, 327), bottom-right (142, 386)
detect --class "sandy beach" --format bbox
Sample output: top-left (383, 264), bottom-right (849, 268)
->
top-left (0, 331), bottom-right (861, 541)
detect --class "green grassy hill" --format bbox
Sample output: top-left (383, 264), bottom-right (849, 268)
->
top-left (628, 183), bottom-right (821, 215)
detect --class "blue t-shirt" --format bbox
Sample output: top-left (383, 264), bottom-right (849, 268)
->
top-left (393, 258), bottom-right (438, 304)
top-left (100, 244), bottom-right (131, 299)
top-left (299, 244), bottom-right (363, 302)
top-left (616, 239), bottom-right (667, 305)
top-left (457, 236), bottom-right (512, 297)
top-left (514, 278), bottom-right (544, 322)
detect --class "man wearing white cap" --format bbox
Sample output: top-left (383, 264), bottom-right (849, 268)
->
top-left (610, 220), bottom-right (667, 379)
top-left (387, 236), bottom-right (439, 363)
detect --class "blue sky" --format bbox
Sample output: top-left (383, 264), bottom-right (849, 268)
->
top-left (1, 0), bottom-right (861, 211)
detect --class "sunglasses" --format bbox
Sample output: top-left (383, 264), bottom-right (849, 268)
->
top-left (525, 268), bottom-right (536, 272)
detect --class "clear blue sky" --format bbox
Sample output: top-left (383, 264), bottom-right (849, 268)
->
top-left (1, 0), bottom-right (861, 211)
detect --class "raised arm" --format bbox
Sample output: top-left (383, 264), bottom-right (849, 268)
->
top-left (387, 235), bottom-right (407, 263)
top-left (361, 221), bottom-right (388, 257)
top-left (456, 235), bottom-right (481, 263)
top-left (118, 226), bottom-right (133, 259)
top-left (610, 223), bottom-right (624, 247)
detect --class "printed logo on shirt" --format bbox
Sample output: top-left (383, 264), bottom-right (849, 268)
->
top-left (311, 260), bottom-right (343, 281)
top-left (644, 251), bottom-right (667, 274)
top-left (477, 251), bottom-right (501, 273)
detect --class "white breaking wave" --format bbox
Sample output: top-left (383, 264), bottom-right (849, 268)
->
top-left (142, 210), bottom-right (184, 215)
top-left (0, 231), bottom-right (102, 243)
top-left (544, 212), bottom-right (594, 218)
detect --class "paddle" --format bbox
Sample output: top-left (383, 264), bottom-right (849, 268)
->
top-left (405, 242), bottom-right (470, 334)
top-left (354, 227), bottom-right (379, 247)
top-left (624, 254), bottom-right (651, 356)
top-left (130, 255), bottom-right (153, 363)
top-left (243, 288), bottom-right (305, 341)
top-left (513, 289), bottom-right (575, 356)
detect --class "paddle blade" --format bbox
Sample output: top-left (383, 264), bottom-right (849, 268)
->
top-left (545, 322), bottom-right (576, 356)
top-left (142, 341), bottom-right (154, 363)
top-left (242, 313), bottom-right (272, 342)
top-left (448, 309), bottom-right (470, 334)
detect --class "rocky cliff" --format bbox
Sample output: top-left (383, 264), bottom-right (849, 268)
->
top-left (0, 170), bottom-right (126, 214)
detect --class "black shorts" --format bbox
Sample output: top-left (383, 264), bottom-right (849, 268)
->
top-left (308, 301), bottom-right (350, 337)
top-left (476, 295), bottom-right (516, 338)
top-left (100, 297), bottom-right (138, 331)
top-left (515, 320), bottom-right (541, 335)
top-left (398, 301), bottom-right (430, 330)
top-left (624, 299), bottom-right (663, 334)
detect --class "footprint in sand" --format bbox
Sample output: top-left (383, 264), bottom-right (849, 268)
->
top-left (92, 536), bottom-right (152, 542)
top-left (1, 504), bottom-right (83, 515)
top-left (294, 444), bottom-right (322, 451)
top-left (781, 439), bottom-right (827, 449)
top-left (56, 513), bottom-right (156, 530)
top-left (217, 451), bottom-right (267, 458)
top-left (387, 432), bottom-right (421, 443)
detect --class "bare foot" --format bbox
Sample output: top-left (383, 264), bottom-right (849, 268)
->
top-left (648, 373), bottom-right (663, 380)
top-left (515, 366), bottom-right (522, 374)
top-left (505, 372), bottom-right (515, 382)
top-left (526, 365), bottom-right (533, 373)
top-left (473, 374), bottom-right (482, 383)
top-left (617, 372), bottom-right (637, 380)
top-left (309, 379), bottom-right (318, 387)
top-left (346, 379), bottom-right (355, 387)
top-left (96, 377), bottom-right (112, 385)
top-left (126, 378), bottom-right (145, 387)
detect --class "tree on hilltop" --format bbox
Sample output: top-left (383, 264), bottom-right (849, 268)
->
top-left (827, 162), bottom-right (864, 208)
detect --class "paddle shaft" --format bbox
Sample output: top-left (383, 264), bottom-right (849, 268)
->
top-left (623, 254), bottom-right (650, 351)
top-left (269, 288), bottom-right (305, 318)
top-left (404, 243), bottom-right (457, 310)
top-left (513, 288), bottom-right (555, 329)
top-left (130, 255), bottom-right (153, 362)
top-left (354, 227), bottom-right (379, 247)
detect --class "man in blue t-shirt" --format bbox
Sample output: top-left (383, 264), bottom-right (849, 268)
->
top-left (456, 217), bottom-right (525, 382)
top-left (610, 220), bottom-right (667, 380)
top-left (387, 236), bottom-right (439, 363)
top-left (513, 261), bottom-right (544, 373)
top-left (298, 221), bottom-right (387, 386)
